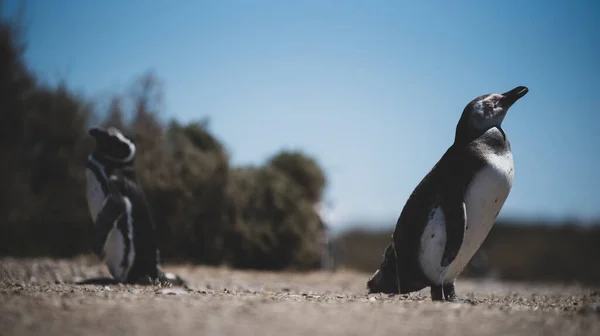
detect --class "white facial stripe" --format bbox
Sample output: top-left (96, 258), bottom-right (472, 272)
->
top-left (102, 129), bottom-right (136, 163)
top-left (114, 132), bottom-right (136, 162)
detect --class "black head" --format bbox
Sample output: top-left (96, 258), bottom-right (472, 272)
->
top-left (89, 126), bottom-right (136, 163)
top-left (456, 86), bottom-right (528, 143)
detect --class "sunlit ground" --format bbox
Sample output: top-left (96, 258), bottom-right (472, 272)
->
top-left (1, 257), bottom-right (599, 336)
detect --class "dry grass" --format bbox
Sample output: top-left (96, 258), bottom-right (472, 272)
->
top-left (1, 257), bottom-right (599, 336)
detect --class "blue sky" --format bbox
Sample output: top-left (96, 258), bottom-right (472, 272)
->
top-left (4, 0), bottom-right (599, 230)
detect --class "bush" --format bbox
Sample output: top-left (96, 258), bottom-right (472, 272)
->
top-left (267, 151), bottom-right (326, 204)
top-left (0, 21), bottom-right (94, 258)
top-left (0, 17), bottom-right (327, 270)
top-left (223, 166), bottom-right (324, 270)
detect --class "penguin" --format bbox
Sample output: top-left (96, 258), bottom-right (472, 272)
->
top-left (367, 86), bottom-right (529, 301)
top-left (83, 126), bottom-right (185, 286)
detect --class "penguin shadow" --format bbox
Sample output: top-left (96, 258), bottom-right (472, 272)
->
top-left (74, 273), bottom-right (188, 287)
top-left (74, 277), bottom-right (121, 286)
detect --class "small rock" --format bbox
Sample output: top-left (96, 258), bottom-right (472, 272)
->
top-left (103, 286), bottom-right (111, 291)
top-left (369, 297), bottom-right (377, 302)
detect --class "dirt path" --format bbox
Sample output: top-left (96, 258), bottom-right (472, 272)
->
top-left (1, 257), bottom-right (599, 336)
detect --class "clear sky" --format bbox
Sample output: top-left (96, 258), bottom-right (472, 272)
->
top-left (3, 0), bottom-right (599, 230)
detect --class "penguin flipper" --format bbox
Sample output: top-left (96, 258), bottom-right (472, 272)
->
top-left (440, 200), bottom-right (467, 267)
top-left (112, 172), bottom-right (161, 276)
top-left (92, 194), bottom-right (127, 258)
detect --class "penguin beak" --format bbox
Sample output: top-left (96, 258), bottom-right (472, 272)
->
top-left (499, 86), bottom-right (528, 108)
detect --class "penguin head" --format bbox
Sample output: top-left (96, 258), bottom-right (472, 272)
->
top-left (89, 126), bottom-right (136, 163)
top-left (457, 86), bottom-right (528, 141)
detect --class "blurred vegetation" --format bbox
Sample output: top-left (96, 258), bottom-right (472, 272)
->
top-left (333, 219), bottom-right (600, 286)
top-left (0, 17), bottom-right (328, 270)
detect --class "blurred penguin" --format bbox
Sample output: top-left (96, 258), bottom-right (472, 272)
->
top-left (82, 126), bottom-right (185, 286)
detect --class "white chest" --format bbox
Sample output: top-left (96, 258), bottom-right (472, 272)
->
top-left (101, 197), bottom-right (136, 282)
top-left (85, 168), bottom-right (107, 223)
top-left (85, 167), bottom-right (137, 282)
top-left (419, 151), bottom-right (514, 284)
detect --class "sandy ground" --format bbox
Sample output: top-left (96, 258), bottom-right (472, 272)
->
top-left (1, 257), bottom-right (599, 336)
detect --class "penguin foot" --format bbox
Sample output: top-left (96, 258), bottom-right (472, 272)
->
top-left (430, 285), bottom-right (444, 301)
top-left (431, 283), bottom-right (471, 302)
top-left (158, 272), bottom-right (186, 287)
top-left (439, 283), bottom-right (475, 304)
top-left (443, 283), bottom-right (457, 301)
top-left (131, 272), bottom-right (186, 287)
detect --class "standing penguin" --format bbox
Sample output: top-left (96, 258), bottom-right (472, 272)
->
top-left (84, 126), bottom-right (184, 286)
top-left (367, 86), bottom-right (528, 301)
